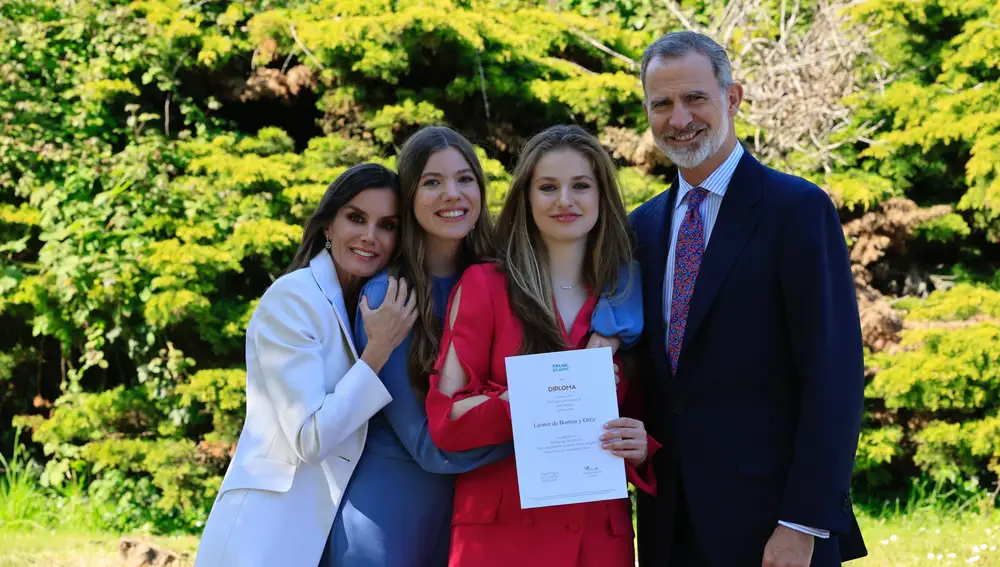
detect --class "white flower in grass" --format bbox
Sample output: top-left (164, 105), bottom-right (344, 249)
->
top-left (890, 534), bottom-right (899, 542)
top-left (966, 556), bottom-right (980, 564)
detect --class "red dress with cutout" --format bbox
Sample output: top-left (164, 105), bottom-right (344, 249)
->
top-left (425, 263), bottom-right (659, 567)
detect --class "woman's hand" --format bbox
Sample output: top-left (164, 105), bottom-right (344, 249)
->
top-left (587, 333), bottom-right (622, 384)
top-left (359, 277), bottom-right (418, 373)
top-left (586, 333), bottom-right (621, 354)
top-left (600, 417), bottom-right (648, 467)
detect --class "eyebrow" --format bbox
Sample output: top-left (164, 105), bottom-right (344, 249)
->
top-left (650, 90), bottom-right (710, 104)
top-left (534, 175), bottom-right (595, 182)
top-left (421, 168), bottom-right (474, 178)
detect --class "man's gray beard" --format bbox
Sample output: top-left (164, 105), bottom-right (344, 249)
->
top-left (654, 113), bottom-right (729, 170)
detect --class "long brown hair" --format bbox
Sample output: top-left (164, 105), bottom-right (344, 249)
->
top-left (396, 126), bottom-right (496, 395)
top-left (495, 125), bottom-right (634, 355)
top-left (286, 163), bottom-right (400, 274)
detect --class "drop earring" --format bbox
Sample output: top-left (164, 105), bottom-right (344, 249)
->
top-left (324, 235), bottom-right (332, 249)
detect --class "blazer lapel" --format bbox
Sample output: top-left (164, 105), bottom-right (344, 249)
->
top-left (308, 252), bottom-right (360, 359)
top-left (680, 151), bottom-right (762, 355)
top-left (639, 180), bottom-right (678, 380)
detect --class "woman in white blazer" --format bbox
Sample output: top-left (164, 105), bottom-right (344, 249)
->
top-left (194, 164), bottom-right (418, 567)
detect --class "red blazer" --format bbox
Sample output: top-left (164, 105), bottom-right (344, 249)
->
top-left (426, 263), bottom-right (659, 567)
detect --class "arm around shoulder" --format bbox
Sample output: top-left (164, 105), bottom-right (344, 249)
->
top-left (356, 275), bottom-right (514, 473)
top-left (426, 265), bottom-right (514, 451)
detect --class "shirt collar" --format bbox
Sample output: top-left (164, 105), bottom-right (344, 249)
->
top-left (675, 143), bottom-right (744, 209)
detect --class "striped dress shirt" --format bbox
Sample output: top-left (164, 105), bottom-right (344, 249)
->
top-left (662, 142), bottom-right (831, 540)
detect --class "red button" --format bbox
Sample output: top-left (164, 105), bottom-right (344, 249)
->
top-left (568, 523), bottom-right (580, 533)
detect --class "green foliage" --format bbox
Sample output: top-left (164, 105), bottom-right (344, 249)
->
top-left (893, 284), bottom-right (1000, 321)
top-left (863, 284), bottom-right (1000, 488)
top-left (849, 0), bottom-right (1000, 238)
top-left (1, 0), bottom-right (997, 535)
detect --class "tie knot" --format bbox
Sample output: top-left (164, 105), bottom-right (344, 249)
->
top-left (687, 187), bottom-right (709, 209)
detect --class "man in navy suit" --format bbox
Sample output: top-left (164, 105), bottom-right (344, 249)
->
top-left (628, 32), bottom-right (867, 566)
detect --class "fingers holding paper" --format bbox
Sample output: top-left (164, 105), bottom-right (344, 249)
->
top-left (600, 417), bottom-right (648, 466)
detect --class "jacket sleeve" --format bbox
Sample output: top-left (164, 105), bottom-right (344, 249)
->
top-left (617, 352), bottom-right (660, 496)
top-left (356, 277), bottom-right (514, 473)
top-left (592, 261), bottom-right (644, 348)
top-left (776, 188), bottom-right (865, 534)
top-left (426, 266), bottom-right (514, 452)
top-left (253, 279), bottom-right (391, 465)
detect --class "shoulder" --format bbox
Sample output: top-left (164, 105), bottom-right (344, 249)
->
top-left (360, 269), bottom-right (393, 310)
top-left (629, 187), bottom-right (673, 231)
top-left (259, 267), bottom-right (323, 310)
top-left (760, 164), bottom-right (835, 213)
top-left (458, 261), bottom-right (506, 291)
top-left (449, 262), bottom-right (507, 322)
top-left (250, 267), bottom-right (328, 332)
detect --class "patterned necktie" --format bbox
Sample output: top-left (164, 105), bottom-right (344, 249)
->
top-left (668, 187), bottom-right (709, 375)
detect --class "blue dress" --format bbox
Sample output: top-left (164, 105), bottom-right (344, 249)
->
top-left (321, 263), bottom-right (643, 567)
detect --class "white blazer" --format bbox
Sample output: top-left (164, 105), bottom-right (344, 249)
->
top-left (194, 252), bottom-right (392, 567)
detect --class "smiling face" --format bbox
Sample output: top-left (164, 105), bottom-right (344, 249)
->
top-left (643, 51), bottom-right (742, 175)
top-left (324, 187), bottom-right (399, 279)
top-left (528, 148), bottom-right (600, 246)
top-left (412, 147), bottom-right (483, 244)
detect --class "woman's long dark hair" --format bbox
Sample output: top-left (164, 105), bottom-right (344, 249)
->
top-left (285, 163), bottom-right (400, 274)
top-left (395, 126), bottom-right (497, 396)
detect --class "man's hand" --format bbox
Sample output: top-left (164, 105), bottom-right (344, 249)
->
top-left (762, 525), bottom-right (814, 567)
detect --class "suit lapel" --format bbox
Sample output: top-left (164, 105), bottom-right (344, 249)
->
top-left (638, 180), bottom-right (678, 380)
top-left (308, 252), bottom-right (360, 359)
top-left (680, 152), bottom-right (762, 355)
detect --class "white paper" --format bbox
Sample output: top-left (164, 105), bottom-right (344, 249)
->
top-left (505, 346), bottom-right (627, 509)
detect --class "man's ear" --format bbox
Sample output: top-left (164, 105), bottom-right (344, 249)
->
top-left (726, 82), bottom-right (745, 116)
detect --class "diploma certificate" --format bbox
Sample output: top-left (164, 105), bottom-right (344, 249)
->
top-left (505, 346), bottom-right (627, 509)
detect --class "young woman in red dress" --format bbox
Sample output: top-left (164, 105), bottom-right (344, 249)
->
top-left (425, 125), bottom-right (659, 567)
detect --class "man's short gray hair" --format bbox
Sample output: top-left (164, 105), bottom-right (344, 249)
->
top-left (640, 31), bottom-right (733, 92)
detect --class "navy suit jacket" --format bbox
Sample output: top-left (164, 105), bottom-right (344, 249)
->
top-left (629, 150), bottom-right (867, 566)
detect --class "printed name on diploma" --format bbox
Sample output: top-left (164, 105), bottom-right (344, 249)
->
top-left (533, 417), bottom-right (597, 428)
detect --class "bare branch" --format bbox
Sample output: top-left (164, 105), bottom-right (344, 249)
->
top-left (475, 50), bottom-right (491, 121)
top-left (557, 16), bottom-right (637, 70)
top-left (551, 57), bottom-right (598, 76)
top-left (660, 0), bottom-right (698, 32)
top-left (164, 93), bottom-right (171, 137)
top-left (288, 24), bottom-right (326, 71)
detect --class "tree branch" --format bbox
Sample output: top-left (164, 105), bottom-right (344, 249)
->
top-left (288, 24), bottom-right (326, 71)
top-left (557, 15), bottom-right (637, 70)
top-left (660, 0), bottom-right (699, 32)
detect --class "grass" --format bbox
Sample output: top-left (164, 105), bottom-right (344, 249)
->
top-left (0, 514), bottom-right (994, 566)
top-left (2, 435), bottom-right (997, 566)
top-left (857, 512), bottom-right (1000, 566)
top-left (0, 530), bottom-right (200, 567)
